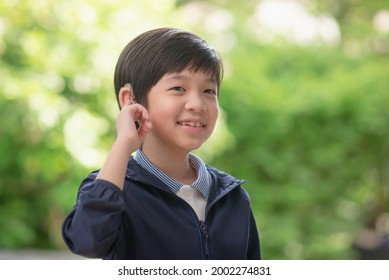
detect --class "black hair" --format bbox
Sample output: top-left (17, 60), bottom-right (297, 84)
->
top-left (114, 27), bottom-right (223, 107)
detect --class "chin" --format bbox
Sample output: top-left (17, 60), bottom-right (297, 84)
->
top-left (180, 141), bottom-right (205, 152)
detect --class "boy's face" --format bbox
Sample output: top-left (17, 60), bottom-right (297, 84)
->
top-left (143, 68), bottom-right (219, 154)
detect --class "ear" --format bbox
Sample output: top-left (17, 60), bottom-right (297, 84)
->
top-left (118, 83), bottom-right (135, 108)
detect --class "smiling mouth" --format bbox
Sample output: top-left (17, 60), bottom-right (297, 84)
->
top-left (177, 121), bottom-right (206, 127)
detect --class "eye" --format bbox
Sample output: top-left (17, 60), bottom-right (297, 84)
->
top-left (170, 86), bottom-right (186, 92)
top-left (204, 89), bottom-right (217, 95)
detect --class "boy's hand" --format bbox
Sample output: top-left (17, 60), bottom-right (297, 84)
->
top-left (96, 100), bottom-right (151, 189)
top-left (116, 99), bottom-right (152, 153)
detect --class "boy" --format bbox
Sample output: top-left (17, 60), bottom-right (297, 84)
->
top-left (62, 27), bottom-right (260, 259)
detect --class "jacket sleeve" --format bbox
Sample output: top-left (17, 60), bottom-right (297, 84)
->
top-left (62, 173), bottom-right (125, 258)
top-left (247, 209), bottom-right (261, 260)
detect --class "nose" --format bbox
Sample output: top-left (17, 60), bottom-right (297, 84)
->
top-left (184, 92), bottom-right (206, 112)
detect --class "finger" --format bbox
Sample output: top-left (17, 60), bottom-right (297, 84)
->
top-left (142, 118), bottom-right (152, 130)
top-left (139, 109), bottom-right (152, 130)
top-left (140, 119), bottom-right (152, 131)
top-left (137, 122), bottom-right (151, 137)
top-left (131, 104), bottom-right (150, 122)
top-left (130, 106), bottom-right (152, 133)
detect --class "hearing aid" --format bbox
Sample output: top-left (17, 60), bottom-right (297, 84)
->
top-left (124, 83), bottom-right (141, 129)
top-left (123, 83), bottom-right (136, 104)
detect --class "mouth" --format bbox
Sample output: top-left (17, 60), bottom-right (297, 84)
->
top-left (177, 121), bottom-right (206, 128)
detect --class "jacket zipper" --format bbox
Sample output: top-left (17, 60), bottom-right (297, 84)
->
top-left (199, 220), bottom-right (209, 260)
top-left (126, 176), bottom-right (242, 260)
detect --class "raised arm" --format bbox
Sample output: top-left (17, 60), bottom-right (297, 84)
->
top-left (62, 85), bottom-right (151, 258)
top-left (96, 85), bottom-right (152, 189)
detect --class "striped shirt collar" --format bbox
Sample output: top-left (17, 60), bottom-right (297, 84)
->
top-left (134, 149), bottom-right (211, 199)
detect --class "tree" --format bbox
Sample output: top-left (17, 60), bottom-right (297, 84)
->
top-left (1, 0), bottom-right (388, 259)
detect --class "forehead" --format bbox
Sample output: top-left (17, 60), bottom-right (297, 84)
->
top-left (161, 69), bottom-right (217, 84)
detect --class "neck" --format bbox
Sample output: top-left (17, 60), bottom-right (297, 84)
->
top-left (141, 144), bottom-right (196, 185)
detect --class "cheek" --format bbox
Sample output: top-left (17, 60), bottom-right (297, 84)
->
top-left (148, 102), bottom-right (176, 125)
top-left (210, 104), bottom-right (219, 122)
top-left (205, 107), bottom-right (219, 134)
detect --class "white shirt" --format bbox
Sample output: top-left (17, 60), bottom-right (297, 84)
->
top-left (133, 149), bottom-right (211, 220)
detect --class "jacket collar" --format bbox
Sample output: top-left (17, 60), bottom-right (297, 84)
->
top-left (133, 149), bottom-right (211, 199)
top-left (125, 157), bottom-right (245, 205)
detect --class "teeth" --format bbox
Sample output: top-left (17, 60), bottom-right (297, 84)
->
top-left (178, 121), bottom-right (204, 127)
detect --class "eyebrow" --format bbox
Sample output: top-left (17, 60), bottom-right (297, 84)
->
top-left (165, 73), bottom-right (217, 84)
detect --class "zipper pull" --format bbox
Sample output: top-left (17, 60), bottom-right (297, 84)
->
top-left (199, 221), bottom-right (209, 259)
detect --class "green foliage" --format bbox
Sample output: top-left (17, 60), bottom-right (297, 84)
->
top-left (1, 0), bottom-right (388, 259)
top-left (214, 36), bottom-right (389, 259)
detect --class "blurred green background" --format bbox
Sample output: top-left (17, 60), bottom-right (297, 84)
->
top-left (1, 0), bottom-right (388, 259)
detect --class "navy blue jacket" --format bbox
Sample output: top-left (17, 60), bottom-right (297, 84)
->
top-left (62, 158), bottom-right (260, 259)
